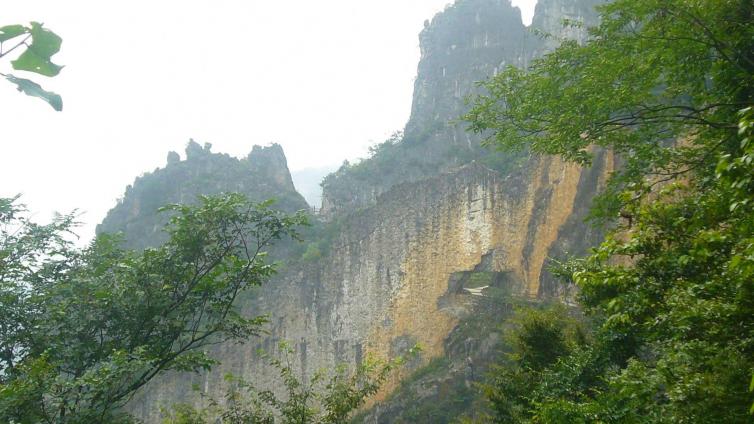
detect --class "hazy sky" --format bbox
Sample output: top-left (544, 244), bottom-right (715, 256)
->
top-left (1, 0), bottom-right (538, 242)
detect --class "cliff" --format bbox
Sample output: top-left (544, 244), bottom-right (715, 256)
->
top-left (531, 0), bottom-right (603, 51)
top-left (105, 0), bottom-right (610, 421)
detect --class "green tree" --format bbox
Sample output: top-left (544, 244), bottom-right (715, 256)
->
top-left (0, 194), bottom-right (306, 423)
top-left (466, 0), bottom-right (754, 421)
top-left (481, 305), bottom-right (589, 423)
top-left (0, 22), bottom-right (63, 110)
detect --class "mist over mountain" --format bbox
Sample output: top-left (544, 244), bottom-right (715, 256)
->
top-left (291, 165), bottom-right (338, 208)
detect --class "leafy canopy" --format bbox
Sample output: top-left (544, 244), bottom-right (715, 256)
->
top-left (0, 193), bottom-right (306, 423)
top-left (466, 0), bottom-right (754, 422)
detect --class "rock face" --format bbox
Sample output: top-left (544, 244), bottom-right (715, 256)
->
top-left (406, 0), bottom-right (538, 143)
top-left (109, 0), bottom-right (609, 421)
top-left (532, 0), bottom-right (603, 51)
top-left (247, 144), bottom-right (297, 191)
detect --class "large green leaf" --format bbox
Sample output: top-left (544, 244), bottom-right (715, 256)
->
top-left (11, 22), bottom-right (63, 77)
top-left (5, 74), bottom-right (63, 111)
top-left (27, 22), bottom-right (61, 57)
top-left (0, 25), bottom-right (27, 42)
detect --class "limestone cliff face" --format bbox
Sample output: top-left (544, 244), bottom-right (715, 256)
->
top-left (405, 0), bottom-right (535, 146)
top-left (117, 0), bottom-right (613, 421)
top-left (247, 144), bottom-right (297, 191)
top-left (128, 152), bottom-right (613, 422)
top-left (531, 0), bottom-right (603, 52)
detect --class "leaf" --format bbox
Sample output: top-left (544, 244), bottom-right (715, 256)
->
top-left (0, 24), bottom-right (28, 42)
top-left (11, 22), bottom-right (63, 77)
top-left (12, 49), bottom-right (63, 76)
top-left (5, 74), bottom-right (63, 111)
top-left (28, 22), bottom-right (61, 55)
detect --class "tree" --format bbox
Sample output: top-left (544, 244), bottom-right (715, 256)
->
top-left (466, 0), bottom-right (754, 421)
top-left (481, 305), bottom-right (589, 423)
top-left (0, 194), bottom-right (307, 423)
top-left (0, 22), bottom-right (64, 111)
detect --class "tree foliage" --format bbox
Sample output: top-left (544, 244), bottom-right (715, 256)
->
top-left (466, 0), bottom-right (754, 422)
top-left (0, 22), bottom-right (63, 111)
top-left (480, 305), bottom-right (590, 423)
top-left (0, 194), bottom-right (306, 423)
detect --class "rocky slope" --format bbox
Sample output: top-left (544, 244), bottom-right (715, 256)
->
top-left (103, 0), bottom-right (609, 421)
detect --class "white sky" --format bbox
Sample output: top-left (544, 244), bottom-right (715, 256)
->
top-left (1, 0), bottom-right (537, 242)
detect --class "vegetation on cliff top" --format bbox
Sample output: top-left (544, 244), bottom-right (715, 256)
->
top-left (98, 141), bottom-right (308, 251)
top-left (466, 0), bottom-right (754, 421)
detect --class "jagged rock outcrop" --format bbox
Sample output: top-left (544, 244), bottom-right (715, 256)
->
top-left (406, 0), bottom-right (535, 144)
top-left (247, 144), bottom-right (297, 191)
top-left (109, 1), bottom-right (610, 421)
top-left (97, 141), bottom-right (307, 249)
